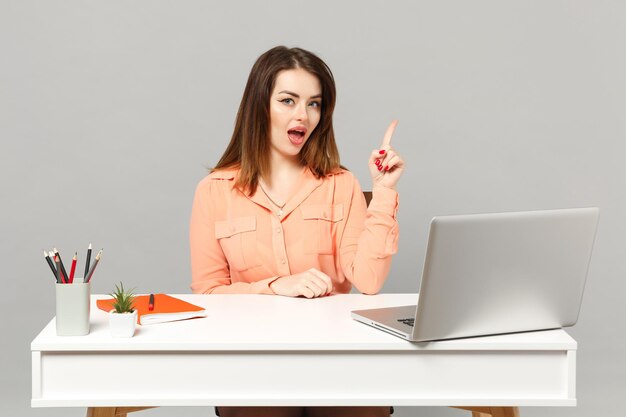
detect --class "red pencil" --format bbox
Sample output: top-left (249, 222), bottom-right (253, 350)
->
top-left (69, 252), bottom-right (77, 283)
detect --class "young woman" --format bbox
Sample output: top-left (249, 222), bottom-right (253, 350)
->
top-left (190, 46), bottom-right (405, 417)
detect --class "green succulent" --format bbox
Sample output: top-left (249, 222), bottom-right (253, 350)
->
top-left (109, 282), bottom-right (136, 313)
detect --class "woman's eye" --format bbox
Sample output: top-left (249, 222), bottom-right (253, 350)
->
top-left (309, 101), bottom-right (321, 108)
top-left (280, 98), bottom-right (294, 105)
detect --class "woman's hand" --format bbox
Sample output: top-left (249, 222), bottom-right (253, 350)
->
top-left (369, 120), bottom-right (405, 190)
top-left (269, 268), bottom-right (334, 298)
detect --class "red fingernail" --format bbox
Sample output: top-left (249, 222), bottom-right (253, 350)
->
top-left (379, 150), bottom-right (386, 155)
top-left (378, 165), bottom-right (383, 171)
top-left (375, 159), bottom-right (380, 166)
top-left (385, 165), bottom-right (389, 171)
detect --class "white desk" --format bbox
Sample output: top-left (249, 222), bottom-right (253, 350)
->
top-left (31, 294), bottom-right (576, 417)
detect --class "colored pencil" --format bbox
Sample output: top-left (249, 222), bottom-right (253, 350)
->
top-left (85, 249), bottom-right (102, 283)
top-left (54, 255), bottom-right (62, 284)
top-left (53, 248), bottom-right (69, 284)
top-left (84, 243), bottom-right (92, 281)
top-left (44, 250), bottom-right (58, 282)
top-left (69, 252), bottom-right (77, 283)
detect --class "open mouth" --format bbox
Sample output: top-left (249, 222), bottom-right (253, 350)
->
top-left (287, 128), bottom-right (307, 145)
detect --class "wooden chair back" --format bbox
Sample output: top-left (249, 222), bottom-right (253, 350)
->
top-left (363, 191), bottom-right (372, 207)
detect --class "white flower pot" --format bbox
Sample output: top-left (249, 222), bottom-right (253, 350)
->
top-left (109, 310), bottom-right (137, 337)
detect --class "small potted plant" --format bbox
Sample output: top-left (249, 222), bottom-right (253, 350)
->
top-left (108, 282), bottom-right (137, 338)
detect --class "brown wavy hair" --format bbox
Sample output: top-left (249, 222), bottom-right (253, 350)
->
top-left (213, 46), bottom-right (340, 195)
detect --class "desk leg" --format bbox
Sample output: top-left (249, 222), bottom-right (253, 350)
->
top-left (453, 407), bottom-right (520, 417)
top-left (86, 407), bottom-right (157, 417)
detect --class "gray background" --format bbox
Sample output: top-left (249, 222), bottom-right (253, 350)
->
top-left (1, 1), bottom-right (624, 416)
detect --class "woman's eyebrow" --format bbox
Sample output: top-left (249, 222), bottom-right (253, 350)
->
top-left (278, 90), bottom-right (322, 99)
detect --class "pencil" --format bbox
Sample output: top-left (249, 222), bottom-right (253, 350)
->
top-left (53, 248), bottom-right (69, 284)
top-left (49, 251), bottom-right (63, 282)
top-left (54, 254), bottom-right (62, 284)
top-left (85, 249), bottom-right (102, 283)
top-left (44, 250), bottom-right (58, 282)
top-left (84, 243), bottom-right (92, 281)
top-left (69, 252), bottom-right (77, 283)
top-left (149, 293), bottom-right (155, 311)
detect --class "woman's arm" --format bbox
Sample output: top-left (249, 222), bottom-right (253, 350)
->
top-left (338, 120), bottom-right (404, 294)
top-left (338, 178), bottom-right (399, 294)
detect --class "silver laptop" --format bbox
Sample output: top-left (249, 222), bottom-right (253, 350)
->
top-left (351, 207), bottom-right (599, 342)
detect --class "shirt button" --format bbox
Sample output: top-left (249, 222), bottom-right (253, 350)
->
top-left (281, 259), bottom-right (286, 264)
top-left (276, 228), bottom-right (281, 233)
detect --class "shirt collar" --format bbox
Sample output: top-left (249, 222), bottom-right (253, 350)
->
top-left (210, 167), bottom-right (347, 221)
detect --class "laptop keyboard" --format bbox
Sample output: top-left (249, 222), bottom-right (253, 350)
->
top-left (397, 318), bottom-right (414, 327)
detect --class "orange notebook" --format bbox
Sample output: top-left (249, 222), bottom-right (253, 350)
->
top-left (97, 294), bottom-right (207, 325)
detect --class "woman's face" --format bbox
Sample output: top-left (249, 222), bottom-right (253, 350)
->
top-left (269, 68), bottom-right (322, 161)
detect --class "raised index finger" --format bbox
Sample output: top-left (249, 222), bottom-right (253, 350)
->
top-left (381, 119), bottom-right (399, 148)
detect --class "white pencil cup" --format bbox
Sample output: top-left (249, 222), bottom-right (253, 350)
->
top-left (55, 281), bottom-right (91, 336)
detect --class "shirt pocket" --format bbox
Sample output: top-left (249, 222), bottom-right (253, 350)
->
top-left (301, 204), bottom-right (344, 254)
top-left (214, 216), bottom-right (261, 271)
